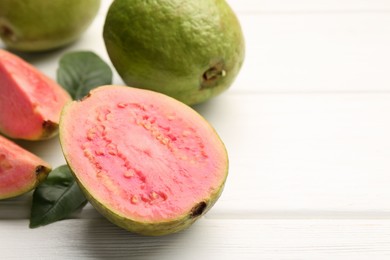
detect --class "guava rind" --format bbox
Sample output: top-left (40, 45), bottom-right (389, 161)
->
top-left (0, 135), bottom-right (51, 200)
top-left (0, 0), bottom-right (101, 52)
top-left (0, 49), bottom-right (72, 140)
top-left (81, 180), bottom-right (225, 236)
top-left (59, 85), bottom-right (229, 236)
top-left (103, 0), bottom-right (245, 105)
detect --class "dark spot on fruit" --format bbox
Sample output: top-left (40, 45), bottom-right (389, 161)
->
top-left (42, 120), bottom-right (56, 129)
top-left (0, 25), bottom-right (15, 41)
top-left (203, 67), bottom-right (221, 81)
top-left (41, 120), bottom-right (58, 138)
top-left (35, 165), bottom-right (45, 175)
top-left (200, 61), bottom-right (226, 90)
top-left (190, 201), bottom-right (207, 218)
top-left (81, 92), bottom-right (92, 101)
top-left (35, 165), bottom-right (50, 183)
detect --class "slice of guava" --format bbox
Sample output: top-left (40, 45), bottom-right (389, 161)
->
top-left (0, 135), bottom-right (51, 200)
top-left (0, 49), bottom-right (71, 140)
top-left (59, 85), bottom-right (228, 236)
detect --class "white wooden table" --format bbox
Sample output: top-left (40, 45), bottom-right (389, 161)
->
top-left (2, 0), bottom-right (390, 259)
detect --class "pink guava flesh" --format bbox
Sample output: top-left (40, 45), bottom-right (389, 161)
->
top-left (60, 85), bottom-right (228, 224)
top-left (0, 135), bottom-right (51, 200)
top-left (0, 49), bottom-right (71, 140)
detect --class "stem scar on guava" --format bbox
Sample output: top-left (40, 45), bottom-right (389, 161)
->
top-left (201, 61), bottom-right (226, 90)
top-left (0, 24), bottom-right (16, 41)
top-left (41, 120), bottom-right (58, 138)
top-left (35, 165), bottom-right (50, 182)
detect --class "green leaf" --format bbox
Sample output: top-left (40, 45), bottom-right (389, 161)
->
top-left (29, 165), bottom-right (87, 228)
top-left (57, 51), bottom-right (113, 100)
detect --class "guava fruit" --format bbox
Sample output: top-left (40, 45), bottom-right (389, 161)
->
top-left (59, 85), bottom-right (228, 236)
top-left (0, 49), bottom-right (72, 140)
top-left (0, 135), bottom-right (51, 200)
top-left (103, 0), bottom-right (245, 105)
top-left (0, 0), bottom-right (101, 52)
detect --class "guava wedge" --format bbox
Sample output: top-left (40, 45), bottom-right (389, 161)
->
top-left (0, 135), bottom-right (51, 200)
top-left (0, 49), bottom-right (71, 140)
top-left (59, 85), bottom-right (228, 236)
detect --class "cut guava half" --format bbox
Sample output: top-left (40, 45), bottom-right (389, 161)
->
top-left (59, 85), bottom-right (228, 236)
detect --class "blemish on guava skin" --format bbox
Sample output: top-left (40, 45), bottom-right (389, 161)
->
top-left (35, 165), bottom-right (50, 182)
top-left (42, 120), bottom-right (58, 137)
top-left (0, 24), bottom-right (16, 42)
top-left (34, 165), bottom-right (46, 175)
top-left (203, 67), bottom-right (226, 81)
top-left (190, 201), bottom-right (207, 218)
top-left (200, 61), bottom-right (227, 90)
top-left (81, 92), bottom-right (92, 101)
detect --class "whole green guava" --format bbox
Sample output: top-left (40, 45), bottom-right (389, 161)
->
top-left (0, 0), bottom-right (101, 52)
top-left (103, 0), bottom-right (245, 105)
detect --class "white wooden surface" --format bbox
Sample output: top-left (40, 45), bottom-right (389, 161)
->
top-left (2, 0), bottom-right (390, 259)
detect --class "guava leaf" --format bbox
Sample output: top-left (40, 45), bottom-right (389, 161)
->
top-left (29, 165), bottom-right (87, 228)
top-left (57, 51), bottom-right (113, 100)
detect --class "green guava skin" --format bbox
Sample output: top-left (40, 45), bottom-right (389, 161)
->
top-left (0, 0), bottom-right (101, 52)
top-left (78, 177), bottom-right (226, 236)
top-left (103, 0), bottom-right (245, 105)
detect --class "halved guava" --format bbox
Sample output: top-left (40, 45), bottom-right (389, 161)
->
top-left (59, 85), bottom-right (228, 236)
top-left (0, 135), bottom-right (51, 200)
top-left (0, 49), bottom-right (71, 140)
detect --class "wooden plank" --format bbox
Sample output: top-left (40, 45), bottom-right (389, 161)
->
top-left (1, 218), bottom-right (390, 259)
top-left (4, 13), bottom-right (390, 94)
top-left (99, 0), bottom-right (390, 14)
top-left (99, 0), bottom-right (390, 15)
top-left (227, 0), bottom-right (390, 13)
top-left (194, 92), bottom-right (390, 215)
top-left (234, 13), bottom-right (390, 93)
